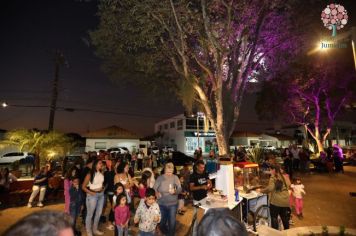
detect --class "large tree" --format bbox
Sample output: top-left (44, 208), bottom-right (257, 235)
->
top-left (90, 0), bottom-right (302, 157)
top-left (0, 129), bottom-right (74, 170)
top-left (256, 58), bottom-right (356, 153)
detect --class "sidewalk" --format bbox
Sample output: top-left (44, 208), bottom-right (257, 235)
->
top-left (1, 166), bottom-right (356, 235)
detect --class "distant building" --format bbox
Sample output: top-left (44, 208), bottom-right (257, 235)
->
top-left (154, 114), bottom-right (216, 156)
top-left (229, 131), bottom-right (294, 148)
top-left (266, 121), bottom-right (356, 147)
top-left (83, 125), bottom-right (140, 153)
top-left (261, 133), bottom-right (294, 148)
top-left (230, 131), bottom-right (261, 147)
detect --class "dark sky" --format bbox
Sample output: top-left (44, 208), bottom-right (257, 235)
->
top-left (0, 0), bottom-right (186, 136)
top-left (0, 0), bottom-right (355, 137)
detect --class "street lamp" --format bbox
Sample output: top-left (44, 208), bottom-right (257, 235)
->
top-left (310, 27), bottom-right (356, 70)
top-left (1, 102), bottom-right (8, 108)
top-left (196, 112), bottom-right (204, 149)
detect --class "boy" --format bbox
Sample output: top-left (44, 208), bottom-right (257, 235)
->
top-left (69, 177), bottom-right (83, 234)
top-left (134, 188), bottom-right (161, 236)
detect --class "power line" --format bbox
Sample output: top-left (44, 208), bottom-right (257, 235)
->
top-left (2, 104), bottom-right (274, 125)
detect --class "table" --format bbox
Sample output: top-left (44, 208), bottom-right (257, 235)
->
top-left (195, 194), bottom-right (244, 224)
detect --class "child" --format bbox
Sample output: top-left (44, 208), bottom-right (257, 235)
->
top-left (138, 171), bottom-right (152, 199)
top-left (290, 177), bottom-right (306, 219)
top-left (114, 194), bottom-right (130, 236)
top-left (177, 175), bottom-right (189, 215)
top-left (69, 177), bottom-right (83, 233)
top-left (134, 188), bottom-right (161, 236)
top-left (110, 183), bottom-right (126, 233)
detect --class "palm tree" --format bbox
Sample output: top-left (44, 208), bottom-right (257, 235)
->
top-left (0, 129), bottom-right (74, 171)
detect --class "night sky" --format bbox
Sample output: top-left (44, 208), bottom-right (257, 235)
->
top-left (0, 0), bottom-right (355, 137)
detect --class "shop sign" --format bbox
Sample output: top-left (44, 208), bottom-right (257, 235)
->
top-left (184, 131), bottom-right (216, 137)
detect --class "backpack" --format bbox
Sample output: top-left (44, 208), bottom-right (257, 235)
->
top-left (275, 175), bottom-right (287, 192)
top-left (275, 179), bottom-right (284, 192)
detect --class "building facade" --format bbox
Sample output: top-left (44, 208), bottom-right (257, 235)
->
top-left (154, 114), bottom-right (216, 156)
top-left (84, 125), bottom-right (140, 153)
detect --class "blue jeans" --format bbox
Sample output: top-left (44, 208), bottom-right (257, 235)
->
top-left (139, 231), bottom-right (155, 236)
top-left (116, 225), bottom-right (128, 236)
top-left (159, 204), bottom-right (178, 236)
top-left (69, 202), bottom-right (81, 230)
top-left (85, 192), bottom-right (105, 234)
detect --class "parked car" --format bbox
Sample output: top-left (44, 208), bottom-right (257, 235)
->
top-left (261, 145), bottom-right (276, 151)
top-left (162, 146), bottom-right (174, 153)
top-left (151, 146), bottom-right (160, 154)
top-left (0, 152), bottom-right (33, 164)
top-left (167, 151), bottom-right (195, 167)
top-left (107, 147), bottom-right (129, 154)
top-left (62, 155), bottom-right (84, 176)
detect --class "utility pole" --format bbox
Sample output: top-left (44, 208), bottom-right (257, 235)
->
top-left (48, 50), bottom-right (67, 131)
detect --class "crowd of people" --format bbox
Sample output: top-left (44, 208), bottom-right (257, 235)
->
top-left (3, 142), bottom-right (352, 235)
top-left (47, 150), bottom-right (227, 236)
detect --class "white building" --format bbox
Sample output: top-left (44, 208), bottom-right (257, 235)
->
top-left (267, 121), bottom-right (356, 147)
top-left (154, 114), bottom-right (216, 156)
top-left (230, 131), bottom-right (261, 147)
top-left (230, 131), bottom-right (294, 148)
top-left (84, 125), bottom-right (140, 153)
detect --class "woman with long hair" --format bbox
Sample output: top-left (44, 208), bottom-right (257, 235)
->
top-left (0, 168), bottom-right (17, 194)
top-left (64, 166), bottom-right (78, 214)
top-left (82, 159), bottom-right (105, 236)
top-left (114, 161), bottom-right (134, 204)
top-left (260, 165), bottom-right (291, 230)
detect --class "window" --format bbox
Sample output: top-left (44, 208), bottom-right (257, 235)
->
top-left (170, 121), bottom-right (175, 128)
top-left (164, 123), bottom-right (168, 129)
top-left (159, 125), bottom-right (162, 131)
top-left (3, 152), bottom-right (24, 157)
top-left (95, 142), bottom-right (107, 149)
top-left (185, 118), bottom-right (204, 129)
top-left (177, 119), bottom-right (183, 130)
top-left (186, 137), bottom-right (199, 152)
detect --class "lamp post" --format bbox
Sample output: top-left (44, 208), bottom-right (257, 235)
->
top-left (313, 27), bottom-right (356, 71)
top-left (196, 112), bottom-right (205, 149)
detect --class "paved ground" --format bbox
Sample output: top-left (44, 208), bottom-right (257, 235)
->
top-left (1, 166), bottom-right (356, 235)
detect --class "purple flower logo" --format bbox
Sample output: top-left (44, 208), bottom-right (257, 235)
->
top-left (321, 3), bottom-right (348, 37)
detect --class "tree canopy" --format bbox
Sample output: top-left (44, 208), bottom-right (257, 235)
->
top-left (0, 129), bottom-right (75, 170)
top-left (256, 55), bottom-right (356, 153)
top-left (91, 0), bottom-right (305, 156)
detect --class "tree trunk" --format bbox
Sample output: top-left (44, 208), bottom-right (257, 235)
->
top-left (315, 139), bottom-right (324, 154)
top-left (35, 153), bottom-right (40, 172)
top-left (215, 129), bottom-right (229, 158)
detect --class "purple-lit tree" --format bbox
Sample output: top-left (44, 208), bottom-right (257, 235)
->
top-left (256, 59), bottom-right (356, 153)
top-left (91, 0), bottom-right (302, 157)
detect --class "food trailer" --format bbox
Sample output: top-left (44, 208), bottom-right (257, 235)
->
top-left (233, 162), bottom-right (270, 231)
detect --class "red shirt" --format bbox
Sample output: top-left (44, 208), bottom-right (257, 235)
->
top-left (114, 205), bottom-right (130, 225)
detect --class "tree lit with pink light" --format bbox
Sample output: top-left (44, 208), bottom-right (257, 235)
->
top-left (91, 0), bottom-right (303, 157)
